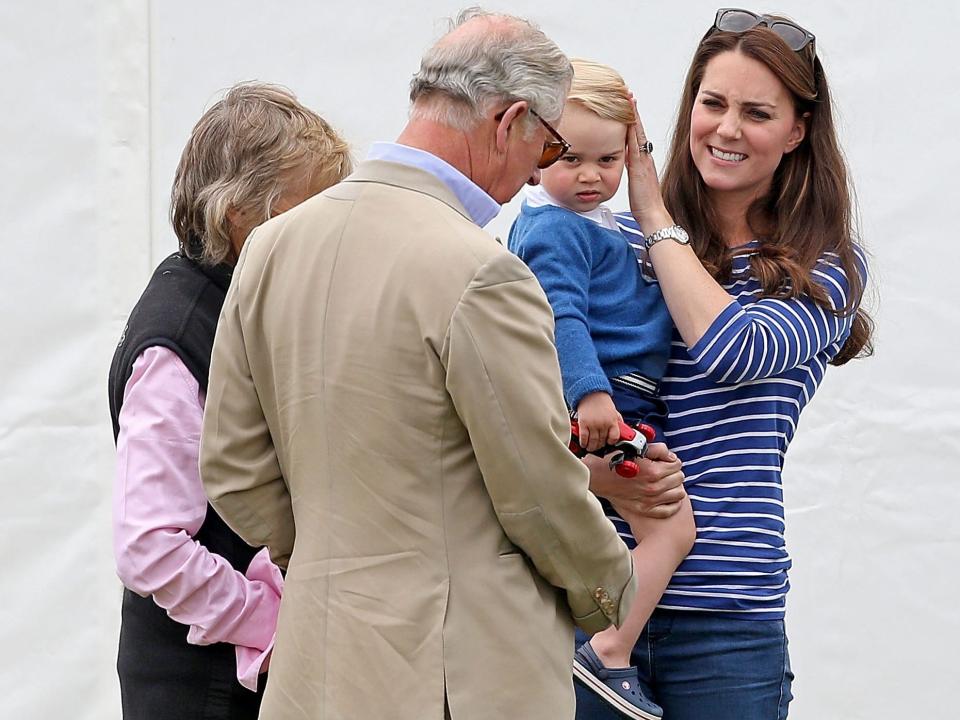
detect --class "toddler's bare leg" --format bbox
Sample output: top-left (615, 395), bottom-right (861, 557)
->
top-left (589, 495), bottom-right (695, 668)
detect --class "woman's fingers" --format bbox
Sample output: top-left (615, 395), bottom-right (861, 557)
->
top-left (631, 98), bottom-right (649, 144)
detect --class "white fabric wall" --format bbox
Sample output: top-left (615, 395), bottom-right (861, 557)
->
top-left (2, 1), bottom-right (956, 718)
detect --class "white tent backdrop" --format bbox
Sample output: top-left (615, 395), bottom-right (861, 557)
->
top-left (2, 1), bottom-right (957, 717)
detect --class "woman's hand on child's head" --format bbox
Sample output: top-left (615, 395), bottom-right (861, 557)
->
top-left (576, 392), bottom-right (622, 452)
top-left (625, 99), bottom-right (673, 234)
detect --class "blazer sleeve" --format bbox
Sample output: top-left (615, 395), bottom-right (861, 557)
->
top-left (200, 240), bottom-right (295, 569)
top-left (442, 251), bottom-right (636, 633)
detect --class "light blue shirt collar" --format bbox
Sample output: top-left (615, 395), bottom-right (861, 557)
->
top-left (367, 142), bottom-right (500, 228)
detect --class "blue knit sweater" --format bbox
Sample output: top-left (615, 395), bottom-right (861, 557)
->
top-left (508, 203), bottom-right (672, 409)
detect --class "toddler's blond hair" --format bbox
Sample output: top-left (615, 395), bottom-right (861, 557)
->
top-left (568, 58), bottom-right (636, 124)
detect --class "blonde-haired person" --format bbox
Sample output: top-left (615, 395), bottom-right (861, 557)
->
top-left (508, 58), bottom-right (695, 720)
top-left (108, 81), bottom-right (351, 720)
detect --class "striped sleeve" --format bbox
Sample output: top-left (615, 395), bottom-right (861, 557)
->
top-left (688, 249), bottom-right (866, 384)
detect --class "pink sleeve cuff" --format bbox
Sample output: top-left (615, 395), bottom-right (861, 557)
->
top-left (235, 548), bottom-right (283, 690)
top-left (184, 547), bottom-right (281, 691)
top-left (236, 548), bottom-right (283, 690)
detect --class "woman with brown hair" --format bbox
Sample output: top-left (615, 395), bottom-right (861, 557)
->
top-left (108, 82), bottom-right (350, 719)
top-left (576, 9), bottom-right (873, 720)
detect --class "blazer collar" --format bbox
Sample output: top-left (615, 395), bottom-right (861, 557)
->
top-left (344, 159), bottom-right (493, 226)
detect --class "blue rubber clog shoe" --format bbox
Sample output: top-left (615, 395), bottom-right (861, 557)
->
top-left (573, 642), bottom-right (663, 720)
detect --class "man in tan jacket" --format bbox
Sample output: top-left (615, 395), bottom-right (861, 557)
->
top-left (201, 9), bottom-right (673, 720)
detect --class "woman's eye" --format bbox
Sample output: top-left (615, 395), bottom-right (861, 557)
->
top-left (748, 110), bottom-right (771, 120)
top-left (702, 98), bottom-right (723, 108)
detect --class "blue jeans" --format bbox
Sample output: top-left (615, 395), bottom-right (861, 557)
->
top-left (609, 383), bottom-right (668, 441)
top-left (575, 610), bottom-right (794, 720)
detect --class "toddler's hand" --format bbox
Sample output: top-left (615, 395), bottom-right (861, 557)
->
top-left (576, 392), bottom-right (621, 452)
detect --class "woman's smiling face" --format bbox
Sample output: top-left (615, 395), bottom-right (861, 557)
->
top-left (690, 49), bottom-right (806, 202)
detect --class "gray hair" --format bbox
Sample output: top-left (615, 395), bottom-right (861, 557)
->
top-left (409, 7), bottom-right (572, 133)
top-left (171, 81), bottom-right (352, 266)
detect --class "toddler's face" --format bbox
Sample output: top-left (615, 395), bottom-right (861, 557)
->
top-left (540, 102), bottom-right (627, 213)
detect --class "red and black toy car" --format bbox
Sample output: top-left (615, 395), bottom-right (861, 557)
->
top-left (568, 418), bottom-right (657, 478)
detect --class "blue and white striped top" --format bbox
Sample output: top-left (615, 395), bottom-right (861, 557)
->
top-left (614, 214), bottom-right (867, 619)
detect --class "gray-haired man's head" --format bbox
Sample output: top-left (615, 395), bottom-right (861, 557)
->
top-left (409, 8), bottom-right (572, 135)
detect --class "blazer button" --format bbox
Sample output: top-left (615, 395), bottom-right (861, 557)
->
top-left (594, 587), bottom-right (615, 615)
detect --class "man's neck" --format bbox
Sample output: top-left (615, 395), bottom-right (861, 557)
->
top-left (397, 117), bottom-right (492, 195)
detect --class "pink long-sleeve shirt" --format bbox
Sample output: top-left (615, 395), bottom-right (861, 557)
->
top-left (112, 345), bottom-right (283, 691)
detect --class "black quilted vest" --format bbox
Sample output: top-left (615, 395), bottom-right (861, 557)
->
top-left (108, 252), bottom-right (262, 719)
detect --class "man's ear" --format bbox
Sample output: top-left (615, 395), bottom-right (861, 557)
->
top-left (495, 100), bottom-right (529, 153)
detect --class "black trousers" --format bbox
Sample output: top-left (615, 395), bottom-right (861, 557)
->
top-left (117, 590), bottom-right (264, 720)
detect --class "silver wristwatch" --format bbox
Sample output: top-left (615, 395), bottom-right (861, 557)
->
top-left (644, 224), bottom-right (690, 250)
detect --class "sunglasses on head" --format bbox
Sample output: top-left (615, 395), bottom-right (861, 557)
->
top-left (713, 8), bottom-right (816, 55)
top-left (495, 107), bottom-right (571, 169)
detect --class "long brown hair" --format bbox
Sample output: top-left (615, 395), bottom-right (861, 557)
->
top-left (661, 22), bottom-right (873, 364)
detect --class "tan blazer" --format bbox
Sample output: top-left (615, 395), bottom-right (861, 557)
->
top-left (200, 160), bottom-right (636, 720)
